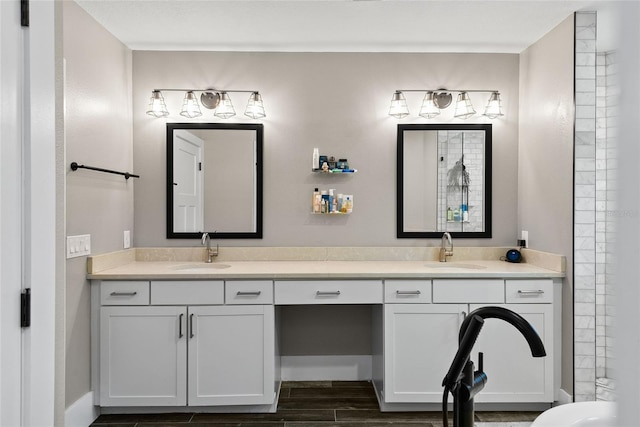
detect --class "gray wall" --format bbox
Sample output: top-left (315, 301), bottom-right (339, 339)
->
top-left (518, 15), bottom-right (575, 396)
top-left (133, 51), bottom-right (520, 248)
top-left (64, 1), bottom-right (133, 408)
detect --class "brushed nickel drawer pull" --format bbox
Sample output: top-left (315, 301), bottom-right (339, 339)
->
top-left (110, 291), bottom-right (137, 296)
top-left (179, 313), bottom-right (184, 338)
top-left (396, 290), bottom-right (422, 295)
top-left (518, 290), bottom-right (545, 295)
top-left (237, 291), bottom-right (262, 296)
top-left (316, 290), bottom-right (341, 296)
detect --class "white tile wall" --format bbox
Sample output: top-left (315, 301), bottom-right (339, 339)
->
top-left (573, 11), bottom-right (597, 403)
top-left (595, 48), bottom-right (617, 398)
top-left (575, 12), bottom-right (617, 403)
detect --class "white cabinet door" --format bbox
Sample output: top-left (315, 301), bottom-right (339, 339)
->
top-left (384, 304), bottom-right (467, 403)
top-left (470, 303), bottom-right (554, 403)
top-left (188, 305), bottom-right (275, 406)
top-left (99, 306), bottom-right (187, 406)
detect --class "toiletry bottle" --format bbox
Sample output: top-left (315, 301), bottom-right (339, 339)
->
top-left (337, 193), bottom-right (344, 213)
top-left (321, 190), bottom-right (329, 213)
top-left (447, 207), bottom-right (453, 221)
top-left (328, 189), bottom-right (335, 213)
top-left (313, 188), bottom-right (320, 213)
top-left (462, 204), bottom-right (469, 222)
top-left (312, 148), bottom-right (320, 170)
top-left (453, 207), bottom-right (460, 222)
top-left (345, 195), bottom-right (353, 213)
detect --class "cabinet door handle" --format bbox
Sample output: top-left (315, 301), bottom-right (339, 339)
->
top-left (110, 291), bottom-right (137, 296)
top-left (237, 291), bottom-right (262, 296)
top-left (190, 313), bottom-right (195, 338)
top-left (316, 290), bottom-right (341, 296)
top-left (179, 313), bottom-right (184, 338)
top-left (396, 290), bottom-right (421, 295)
top-left (518, 289), bottom-right (544, 295)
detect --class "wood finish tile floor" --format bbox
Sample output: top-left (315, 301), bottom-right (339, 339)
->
top-left (90, 381), bottom-right (542, 427)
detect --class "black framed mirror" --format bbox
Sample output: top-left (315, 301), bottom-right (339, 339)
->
top-left (397, 124), bottom-right (492, 238)
top-left (166, 123), bottom-right (263, 239)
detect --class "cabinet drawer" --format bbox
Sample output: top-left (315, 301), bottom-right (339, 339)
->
top-left (100, 281), bottom-right (150, 305)
top-left (432, 279), bottom-right (504, 303)
top-left (274, 280), bottom-right (382, 305)
top-left (505, 279), bottom-right (553, 303)
top-left (384, 280), bottom-right (431, 303)
top-left (225, 281), bottom-right (273, 304)
top-left (150, 281), bottom-right (224, 305)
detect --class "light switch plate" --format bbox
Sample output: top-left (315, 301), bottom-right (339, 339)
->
top-left (123, 230), bottom-right (131, 249)
top-left (66, 234), bottom-right (91, 258)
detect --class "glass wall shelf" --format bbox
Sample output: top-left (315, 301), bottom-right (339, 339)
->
top-left (312, 169), bottom-right (357, 174)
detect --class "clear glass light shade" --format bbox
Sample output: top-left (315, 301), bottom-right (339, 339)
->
top-left (179, 91), bottom-right (202, 118)
top-left (483, 92), bottom-right (504, 119)
top-left (214, 92), bottom-right (236, 119)
top-left (419, 92), bottom-right (440, 119)
top-left (389, 91), bottom-right (410, 119)
top-left (454, 92), bottom-right (476, 119)
top-left (244, 92), bottom-right (266, 119)
top-left (146, 90), bottom-right (169, 117)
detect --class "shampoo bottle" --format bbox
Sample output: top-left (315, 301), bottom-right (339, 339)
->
top-left (312, 148), bottom-right (320, 170)
top-left (313, 188), bottom-right (321, 213)
top-left (321, 190), bottom-right (329, 213)
top-left (345, 195), bottom-right (353, 213)
top-left (461, 204), bottom-right (469, 222)
top-left (328, 189), bottom-right (335, 213)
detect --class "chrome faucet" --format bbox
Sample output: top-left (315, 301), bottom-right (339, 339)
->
top-left (201, 232), bottom-right (219, 263)
top-left (439, 232), bottom-right (453, 262)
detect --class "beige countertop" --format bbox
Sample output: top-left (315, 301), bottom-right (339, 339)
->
top-left (87, 259), bottom-right (564, 281)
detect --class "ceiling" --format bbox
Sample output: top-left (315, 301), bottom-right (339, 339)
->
top-left (75, 0), bottom-right (619, 53)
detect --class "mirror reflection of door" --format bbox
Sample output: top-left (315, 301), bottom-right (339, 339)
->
top-left (167, 123), bottom-right (263, 239)
top-left (173, 130), bottom-right (204, 232)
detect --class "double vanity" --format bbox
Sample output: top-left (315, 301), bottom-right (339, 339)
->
top-left (88, 247), bottom-right (564, 414)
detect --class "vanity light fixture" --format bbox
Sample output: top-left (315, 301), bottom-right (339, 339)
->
top-left (483, 92), bottom-right (504, 119)
top-left (146, 90), bottom-right (169, 117)
top-left (453, 92), bottom-right (476, 119)
top-left (145, 88), bottom-right (266, 119)
top-left (389, 89), bottom-right (503, 120)
top-left (244, 92), bottom-right (266, 119)
top-left (179, 91), bottom-right (202, 118)
top-left (214, 92), bottom-right (236, 119)
top-left (419, 92), bottom-right (442, 119)
top-left (389, 91), bottom-right (410, 119)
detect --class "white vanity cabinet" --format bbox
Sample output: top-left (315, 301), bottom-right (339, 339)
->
top-left (384, 300), bottom-right (467, 403)
top-left (382, 280), bottom-right (466, 404)
top-left (99, 305), bottom-right (187, 406)
top-left (93, 280), bottom-right (276, 408)
top-left (380, 278), bottom-right (560, 408)
top-left (187, 304), bottom-right (274, 406)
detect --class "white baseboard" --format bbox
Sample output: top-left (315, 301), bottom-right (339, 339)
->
top-left (281, 355), bottom-right (372, 381)
top-left (555, 388), bottom-right (573, 406)
top-left (65, 391), bottom-right (99, 427)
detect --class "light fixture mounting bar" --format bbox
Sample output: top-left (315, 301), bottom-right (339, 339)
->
top-left (153, 88), bottom-right (259, 94)
top-left (395, 89), bottom-right (499, 94)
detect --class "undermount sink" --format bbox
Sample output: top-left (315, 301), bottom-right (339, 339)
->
top-left (424, 262), bottom-right (487, 270)
top-left (172, 263), bottom-right (231, 271)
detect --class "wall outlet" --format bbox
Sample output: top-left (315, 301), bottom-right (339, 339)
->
top-left (66, 234), bottom-right (91, 259)
top-left (521, 230), bottom-right (529, 248)
top-left (123, 230), bottom-right (131, 249)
